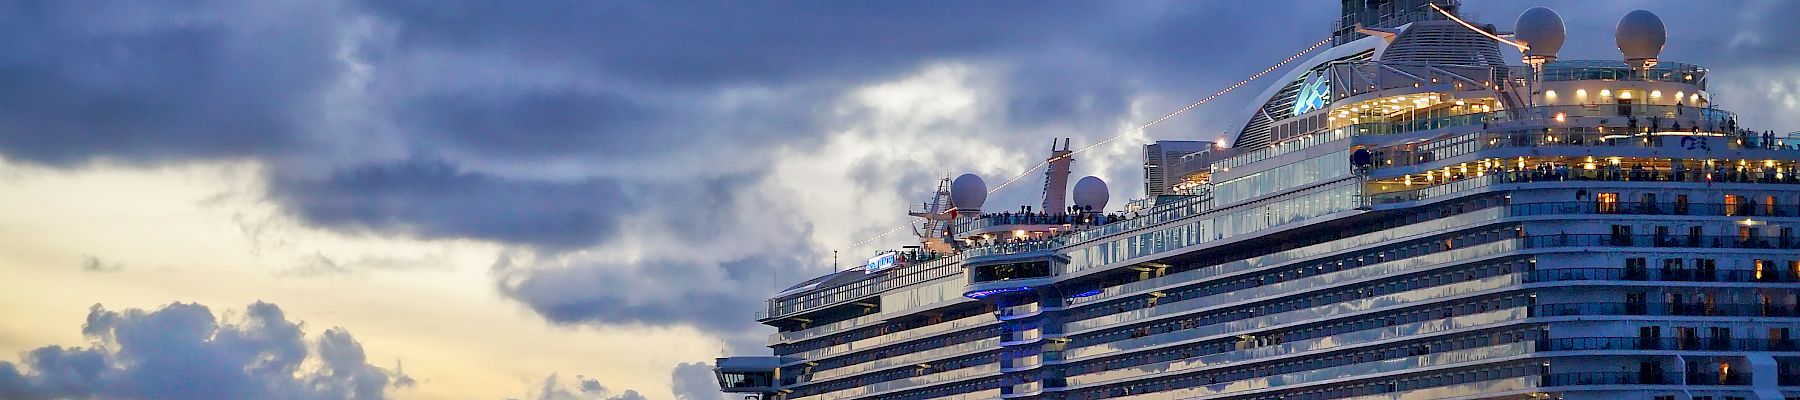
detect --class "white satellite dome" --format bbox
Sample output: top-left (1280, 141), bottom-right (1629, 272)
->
top-left (1071, 176), bottom-right (1109, 212)
top-left (949, 173), bottom-right (987, 211)
top-left (1514, 7), bottom-right (1565, 64)
top-left (1615, 10), bottom-right (1666, 70)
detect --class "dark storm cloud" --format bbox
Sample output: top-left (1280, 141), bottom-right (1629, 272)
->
top-left (395, 89), bottom-right (670, 158)
top-left (0, 0), bottom-right (342, 167)
top-left (353, 1), bottom-right (1096, 88)
top-left (0, 301), bottom-right (407, 400)
top-left (4, 0), bottom-right (1798, 341)
top-left (272, 158), bottom-right (628, 251)
top-left (496, 248), bottom-right (816, 334)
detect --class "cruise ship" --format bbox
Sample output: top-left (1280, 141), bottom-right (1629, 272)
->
top-left (716, 1), bottom-right (1800, 399)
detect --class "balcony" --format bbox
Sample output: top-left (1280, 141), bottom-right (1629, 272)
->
top-left (1001, 326), bottom-right (1043, 346)
top-left (962, 238), bottom-right (1061, 260)
top-left (1000, 353), bottom-right (1042, 372)
top-left (1000, 380), bottom-right (1042, 398)
top-left (1525, 267), bottom-right (1800, 285)
top-left (1367, 162), bottom-right (1800, 205)
top-left (1539, 336), bottom-right (1800, 352)
top-left (1521, 234), bottom-right (1800, 251)
top-left (1518, 60), bottom-right (1708, 84)
top-left (1531, 302), bottom-right (1800, 318)
top-left (953, 212), bottom-right (1125, 236)
top-left (1540, 371), bottom-right (1750, 386)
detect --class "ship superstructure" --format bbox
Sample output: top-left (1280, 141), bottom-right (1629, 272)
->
top-left (718, 2), bottom-right (1800, 399)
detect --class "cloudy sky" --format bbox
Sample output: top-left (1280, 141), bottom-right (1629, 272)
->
top-left (1, 1), bottom-right (1797, 399)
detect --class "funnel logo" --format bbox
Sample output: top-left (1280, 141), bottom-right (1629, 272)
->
top-left (1291, 71), bottom-right (1330, 117)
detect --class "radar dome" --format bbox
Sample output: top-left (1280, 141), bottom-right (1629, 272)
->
top-left (1615, 10), bottom-right (1666, 70)
top-left (1514, 7), bottom-right (1565, 64)
top-left (950, 174), bottom-right (987, 211)
top-left (1071, 176), bottom-right (1109, 212)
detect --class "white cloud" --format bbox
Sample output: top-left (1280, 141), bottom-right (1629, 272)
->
top-left (0, 157), bottom-right (722, 400)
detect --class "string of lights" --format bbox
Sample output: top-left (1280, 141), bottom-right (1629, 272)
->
top-left (1429, 3), bottom-right (1528, 51)
top-left (834, 37), bottom-right (1333, 259)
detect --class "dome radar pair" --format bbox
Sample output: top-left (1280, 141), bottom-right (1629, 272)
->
top-left (1512, 7), bottom-right (1666, 70)
top-left (949, 174), bottom-right (1108, 214)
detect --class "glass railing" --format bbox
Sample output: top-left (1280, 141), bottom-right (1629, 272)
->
top-left (1063, 273), bottom-right (1520, 346)
top-left (1338, 104), bottom-right (1737, 139)
top-left (1336, 377), bottom-right (1539, 400)
top-left (997, 302), bottom-right (1041, 319)
top-left (1062, 262), bottom-right (1519, 335)
top-left (1367, 174), bottom-right (1500, 204)
top-left (1539, 336), bottom-right (1800, 352)
top-left (1064, 207), bottom-right (1507, 308)
top-left (922, 388), bottom-right (1002, 400)
top-left (1539, 371), bottom-right (1750, 386)
top-left (1002, 353), bottom-right (1042, 371)
top-left (1532, 302), bottom-right (1800, 318)
top-left (953, 212), bottom-right (1127, 234)
top-left (1059, 307), bottom-right (1525, 373)
top-left (1526, 267), bottom-right (1800, 284)
top-left (1091, 342), bottom-right (1533, 398)
top-left (1215, 127), bottom-right (1355, 171)
top-left (796, 363), bottom-right (1000, 400)
top-left (771, 312), bottom-right (889, 345)
top-left (800, 337), bottom-right (1000, 384)
top-left (1517, 60), bottom-right (1708, 84)
top-left (1061, 196), bottom-right (1211, 248)
top-left (1521, 234), bottom-right (1800, 251)
top-left (1064, 239), bottom-right (1517, 335)
top-left (962, 238), bottom-right (1062, 259)
top-left (1369, 131), bottom-right (1800, 172)
top-left (1058, 268), bottom-right (1798, 364)
top-left (788, 313), bottom-right (997, 360)
top-left (1368, 165), bottom-right (1800, 206)
top-left (1001, 380), bottom-right (1042, 397)
top-left (1508, 201), bottom-right (1800, 219)
top-left (766, 252), bottom-right (966, 320)
top-left (1003, 327), bottom-right (1042, 344)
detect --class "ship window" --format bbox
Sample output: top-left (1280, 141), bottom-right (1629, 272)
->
top-left (1597, 192), bottom-right (1619, 213)
top-left (971, 261), bottom-right (1051, 282)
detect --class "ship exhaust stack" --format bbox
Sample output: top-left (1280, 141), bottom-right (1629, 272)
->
top-left (1041, 138), bottom-right (1073, 214)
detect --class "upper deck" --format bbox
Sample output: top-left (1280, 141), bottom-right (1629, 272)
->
top-left (760, 54), bottom-right (1796, 328)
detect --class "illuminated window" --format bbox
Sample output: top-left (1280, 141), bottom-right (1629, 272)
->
top-left (1756, 259), bottom-right (1766, 280)
top-left (1597, 192), bottom-right (1619, 214)
top-left (1726, 195), bottom-right (1742, 216)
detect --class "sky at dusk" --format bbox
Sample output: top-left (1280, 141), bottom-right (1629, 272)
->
top-left (2, 1), bottom-right (1798, 399)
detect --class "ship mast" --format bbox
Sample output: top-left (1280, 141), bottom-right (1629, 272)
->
top-left (907, 176), bottom-right (956, 253)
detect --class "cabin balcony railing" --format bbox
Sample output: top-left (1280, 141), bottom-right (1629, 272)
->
top-left (1539, 337), bottom-right (1800, 352)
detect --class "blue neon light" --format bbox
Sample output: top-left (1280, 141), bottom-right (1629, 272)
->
top-left (965, 287), bottom-right (1033, 299)
top-left (1071, 288), bottom-right (1103, 298)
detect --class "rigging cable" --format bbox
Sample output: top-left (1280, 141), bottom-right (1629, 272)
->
top-left (835, 36), bottom-right (1333, 260)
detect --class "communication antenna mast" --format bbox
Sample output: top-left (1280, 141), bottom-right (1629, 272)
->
top-left (908, 176), bottom-right (956, 253)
